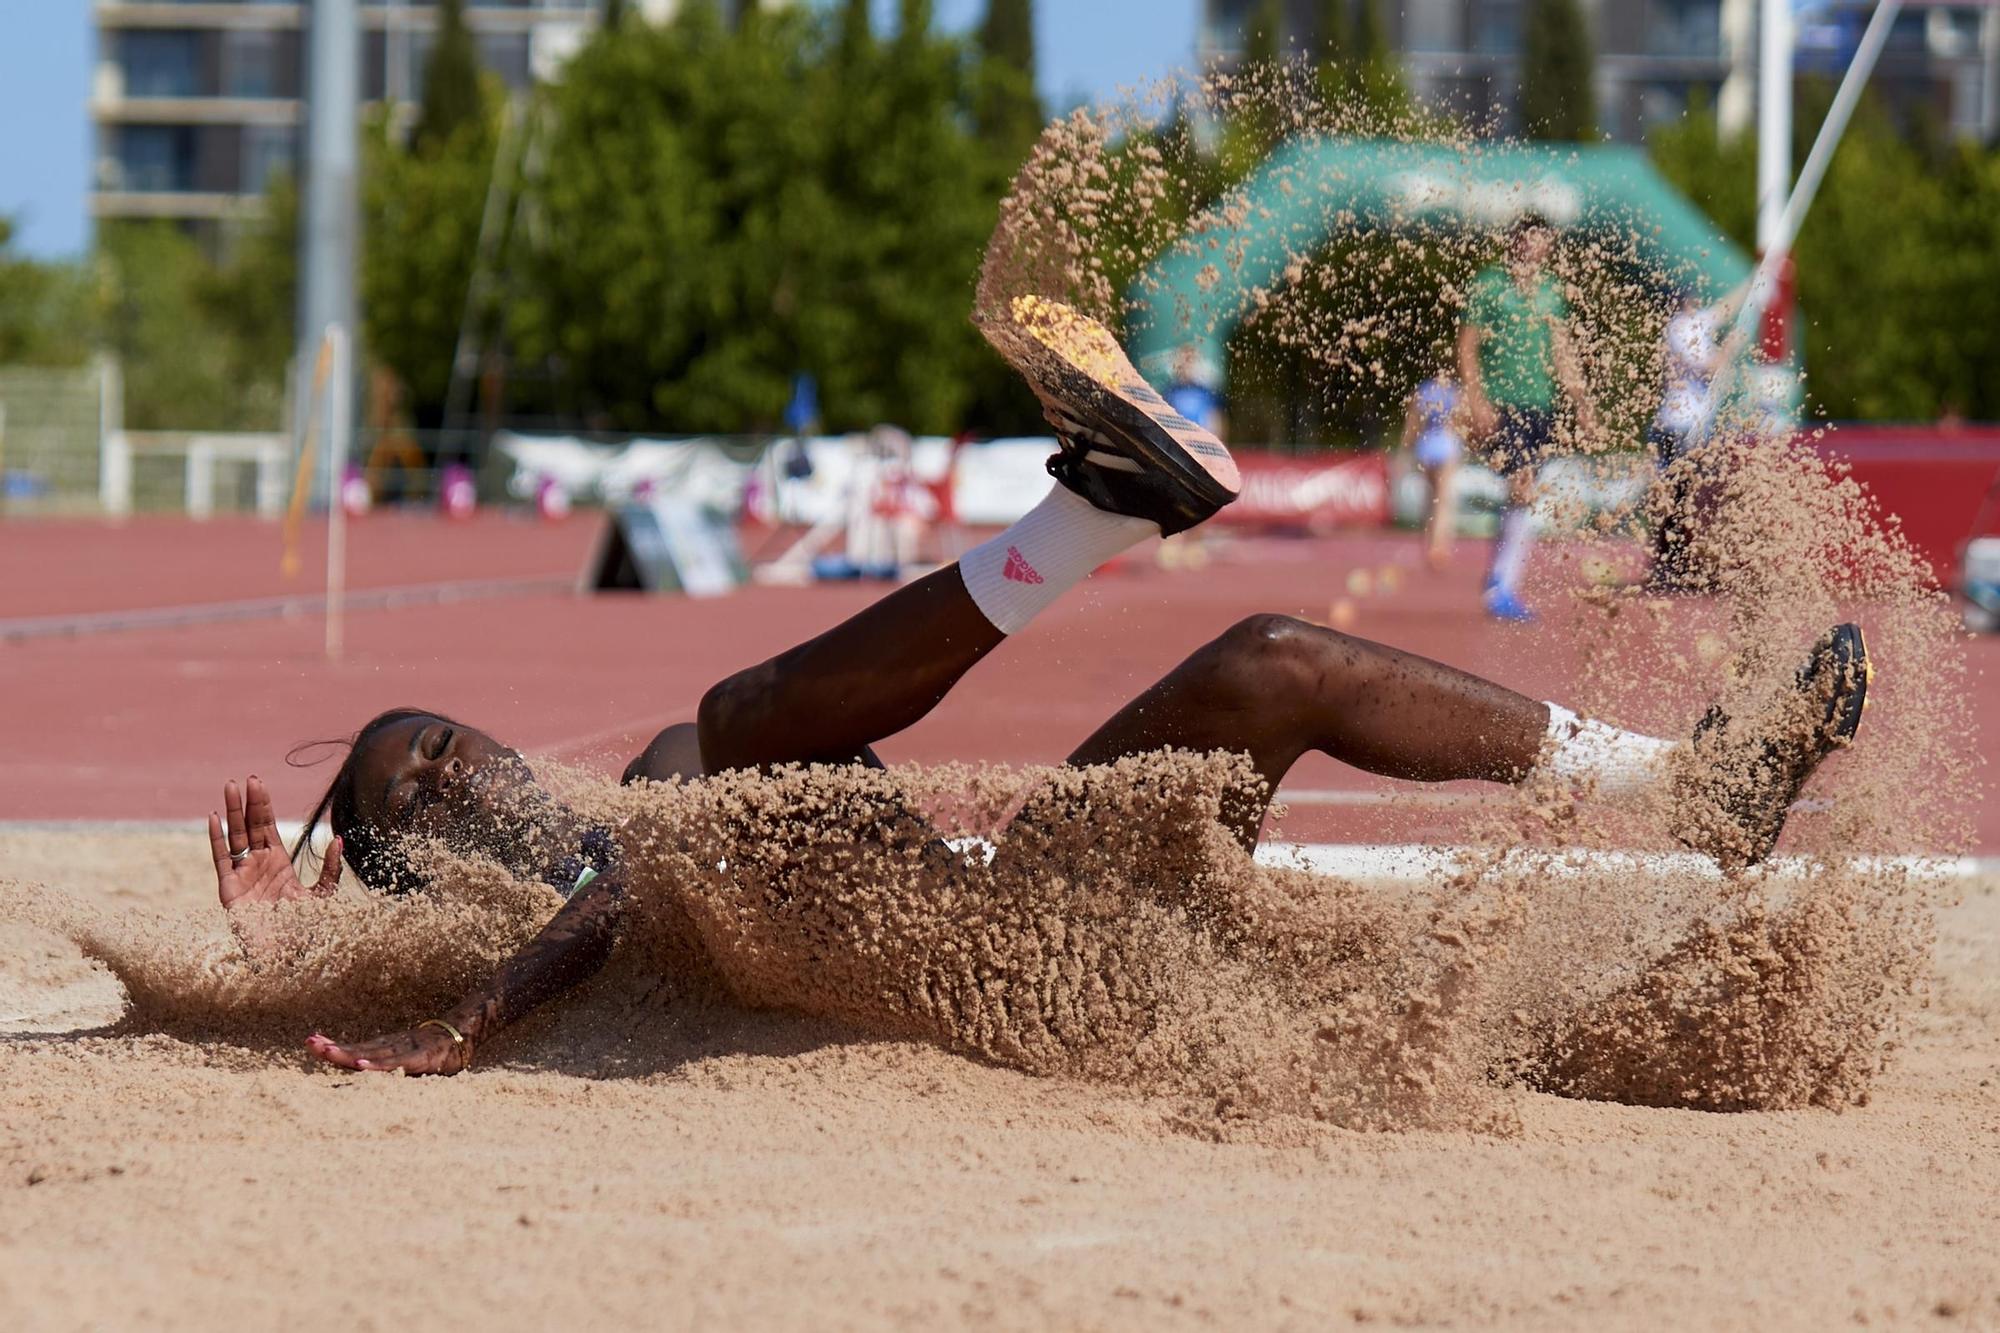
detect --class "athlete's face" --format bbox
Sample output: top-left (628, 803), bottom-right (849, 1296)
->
top-left (1510, 224), bottom-right (1553, 272)
top-left (345, 715), bottom-right (564, 874)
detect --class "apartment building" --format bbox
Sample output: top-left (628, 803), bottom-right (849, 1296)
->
top-left (90, 0), bottom-right (630, 245)
top-left (1800, 1), bottom-right (2000, 140)
top-left (1198, 0), bottom-right (1760, 139)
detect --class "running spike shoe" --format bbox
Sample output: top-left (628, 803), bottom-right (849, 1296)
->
top-left (1483, 586), bottom-right (1538, 623)
top-left (988, 295), bottom-right (1239, 536)
top-left (1671, 623), bottom-right (1873, 869)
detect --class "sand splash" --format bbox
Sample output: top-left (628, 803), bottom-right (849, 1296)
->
top-left (0, 67), bottom-right (1977, 1131)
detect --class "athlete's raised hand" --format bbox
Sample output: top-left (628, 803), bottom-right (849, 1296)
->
top-left (208, 775), bottom-right (342, 912)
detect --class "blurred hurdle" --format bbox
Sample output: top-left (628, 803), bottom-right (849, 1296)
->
top-left (98, 431), bottom-right (290, 520)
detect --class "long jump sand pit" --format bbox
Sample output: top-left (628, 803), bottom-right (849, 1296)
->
top-left (3, 823), bottom-right (1996, 1331)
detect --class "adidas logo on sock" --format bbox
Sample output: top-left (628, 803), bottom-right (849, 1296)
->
top-left (1002, 546), bottom-right (1044, 585)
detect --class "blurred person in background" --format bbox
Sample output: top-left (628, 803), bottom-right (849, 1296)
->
top-left (1646, 280), bottom-right (1749, 592)
top-left (1165, 343), bottom-right (1226, 439)
top-left (1457, 215), bottom-right (1598, 623)
top-left (1400, 372), bottom-right (1466, 572)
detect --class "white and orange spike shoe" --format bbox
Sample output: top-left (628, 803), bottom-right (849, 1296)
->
top-left (994, 296), bottom-right (1239, 536)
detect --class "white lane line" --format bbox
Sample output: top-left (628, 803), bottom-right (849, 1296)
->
top-left (6, 824), bottom-right (1990, 884)
top-left (0, 575), bottom-right (574, 643)
top-left (1273, 788), bottom-right (1491, 808)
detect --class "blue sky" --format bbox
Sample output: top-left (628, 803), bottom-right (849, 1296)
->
top-left (0, 0), bottom-right (1201, 261)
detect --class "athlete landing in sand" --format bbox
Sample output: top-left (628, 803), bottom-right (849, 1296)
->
top-left (203, 300), bottom-right (1872, 1077)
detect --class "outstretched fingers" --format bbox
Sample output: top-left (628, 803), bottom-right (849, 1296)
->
top-left (244, 775), bottom-right (280, 850)
top-left (208, 810), bottom-right (241, 902)
top-left (222, 779), bottom-right (250, 859)
top-left (312, 836), bottom-right (344, 895)
top-left (306, 1028), bottom-right (461, 1077)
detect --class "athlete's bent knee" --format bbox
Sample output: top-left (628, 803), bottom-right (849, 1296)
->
top-left (697, 664), bottom-right (772, 765)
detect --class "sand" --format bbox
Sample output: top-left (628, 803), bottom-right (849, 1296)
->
top-left (6, 61), bottom-right (1993, 1331)
top-left (2, 827), bottom-right (1997, 1330)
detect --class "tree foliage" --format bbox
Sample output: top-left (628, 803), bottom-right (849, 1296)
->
top-left (505, 4), bottom-right (998, 433)
top-left (415, 0), bottom-right (484, 154)
top-left (1521, 0), bottom-right (1595, 141)
top-left (362, 88), bottom-right (500, 423)
top-left (974, 0), bottom-right (1041, 163)
top-left (1653, 83), bottom-right (2000, 420)
top-left (0, 217), bottom-right (98, 367)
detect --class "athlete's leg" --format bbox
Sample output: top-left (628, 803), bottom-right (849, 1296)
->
top-left (1060, 614), bottom-right (1669, 846)
top-left (697, 567), bottom-right (1007, 771)
top-left (699, 301), bottom-right (1238, 774)
top-left (1423, 459), bottom-right (1458, 571)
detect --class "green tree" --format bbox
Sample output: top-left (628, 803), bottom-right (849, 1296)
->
top-left (837, 0), bottom-right (871, 64)
top-left (1243, 0), bottom-right (1283, 66)
top-left (602, 0), bottom-right (625, 27)
top-left (362, 93), bottom-right (500, 422)
top-left (1313, 0), bottom-right (1350, 70)
top-left (1653, 82), bottom-right (2000, 421)
top-left (974, 0), bottom-right (1041, 160)
top-left (97, 224), bottom-right (266, 430)
top-left (1354, 0), bottom-right (1387, 65)
top-left (1521, 0), bottom-right (1595, 140)
top-left (415, 0), bottom-right (483, 152)
top-left (508, 4), bottom-right (995, 433)
top-left (0, 218), bottom-right (97, 366)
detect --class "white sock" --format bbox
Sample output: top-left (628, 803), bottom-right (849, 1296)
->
top-left (958, 484), bottom-right (1155, 635)
top-left (1535, 702), bottom-right (1676, 799)
top-left (1489, 507), bottom-right (1535, 595)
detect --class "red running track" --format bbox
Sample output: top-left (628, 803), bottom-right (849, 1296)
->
top-left (2, 512), bottom-right (1992, 850)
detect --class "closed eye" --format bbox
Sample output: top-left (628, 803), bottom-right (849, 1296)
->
top-left (425, 725), bottom-right (453, 761)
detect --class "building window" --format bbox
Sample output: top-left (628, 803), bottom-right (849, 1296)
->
top-left (116, 125), bottom-right (199, 193)
top-left (1647, 3), bottom-right (1722, 60)
top-left (241, 124), bottom-right (296, 194)
top-left (222, 29), bottom-right (283, 98)
top-left (477, 31), bottom-right (533, 90)
top-left (120, 30), bottom-right (203, 99)
top-left (1471, 1), bottom-right (1522, 55)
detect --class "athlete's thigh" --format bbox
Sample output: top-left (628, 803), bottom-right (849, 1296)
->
top-left (1050, 630), bottom-right (1305, 847)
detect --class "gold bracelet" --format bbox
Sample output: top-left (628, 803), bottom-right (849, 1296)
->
top-left (416, 1018), bottom-right (473, 1070)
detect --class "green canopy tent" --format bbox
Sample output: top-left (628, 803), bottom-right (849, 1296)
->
top-left (1124, 138), bottom-right (1759, 397)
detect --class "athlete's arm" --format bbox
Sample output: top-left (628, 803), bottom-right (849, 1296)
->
top-left (305, 871), bottom-right (625, 1076)
top-left (1399, 393), bottom-right (1421, 450)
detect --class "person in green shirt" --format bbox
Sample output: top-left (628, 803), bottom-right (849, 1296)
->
top-left (1456, 214), bottom-right (1599, 622)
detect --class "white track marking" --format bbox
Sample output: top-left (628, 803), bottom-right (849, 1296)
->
top-left (6, 824), bottom-right (1988, 884)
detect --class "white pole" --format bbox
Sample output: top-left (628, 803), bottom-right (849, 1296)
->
top-left (1755, 0), bottom-right (1792, 253)
top-left (1704, 0), bottom-right (1905, 437)
top-left (1764, 0), bottom-right (1904, 262)
top-left (96, 353), bottom-right (129, 517)
top-left (325, 324), bottom-right (351, 662)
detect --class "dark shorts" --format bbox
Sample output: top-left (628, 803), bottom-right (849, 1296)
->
top-left (1485, 407), bottom-right (1556, 476)
top-left (1648, 423), bottom-right (1692, 467)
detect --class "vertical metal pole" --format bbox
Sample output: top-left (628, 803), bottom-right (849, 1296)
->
top-left (325, 324), bottom-right (351, 662)
top-left (1755, 0), bottom-right (1791, 252)
top-left (1702, 0), bottom-right (1905, 440)
top-left (96, 353), bottom-right (129, 517)
top-left (298, 0), bottom-right (361, 505)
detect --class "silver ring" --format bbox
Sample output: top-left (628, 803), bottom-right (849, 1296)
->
top-left (230, 847), bottom-right (251, 865)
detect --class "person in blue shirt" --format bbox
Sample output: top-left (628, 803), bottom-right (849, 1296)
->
top-left (1400, 374), bottom-right (1466, 571)
top-left (1164, 344), bottom-right (1225, 439)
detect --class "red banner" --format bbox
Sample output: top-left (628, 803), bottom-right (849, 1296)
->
top-left (1809, 426), bottom-right (2000, 590)
top-left (1216, 449), bottom-right (1391, 529)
